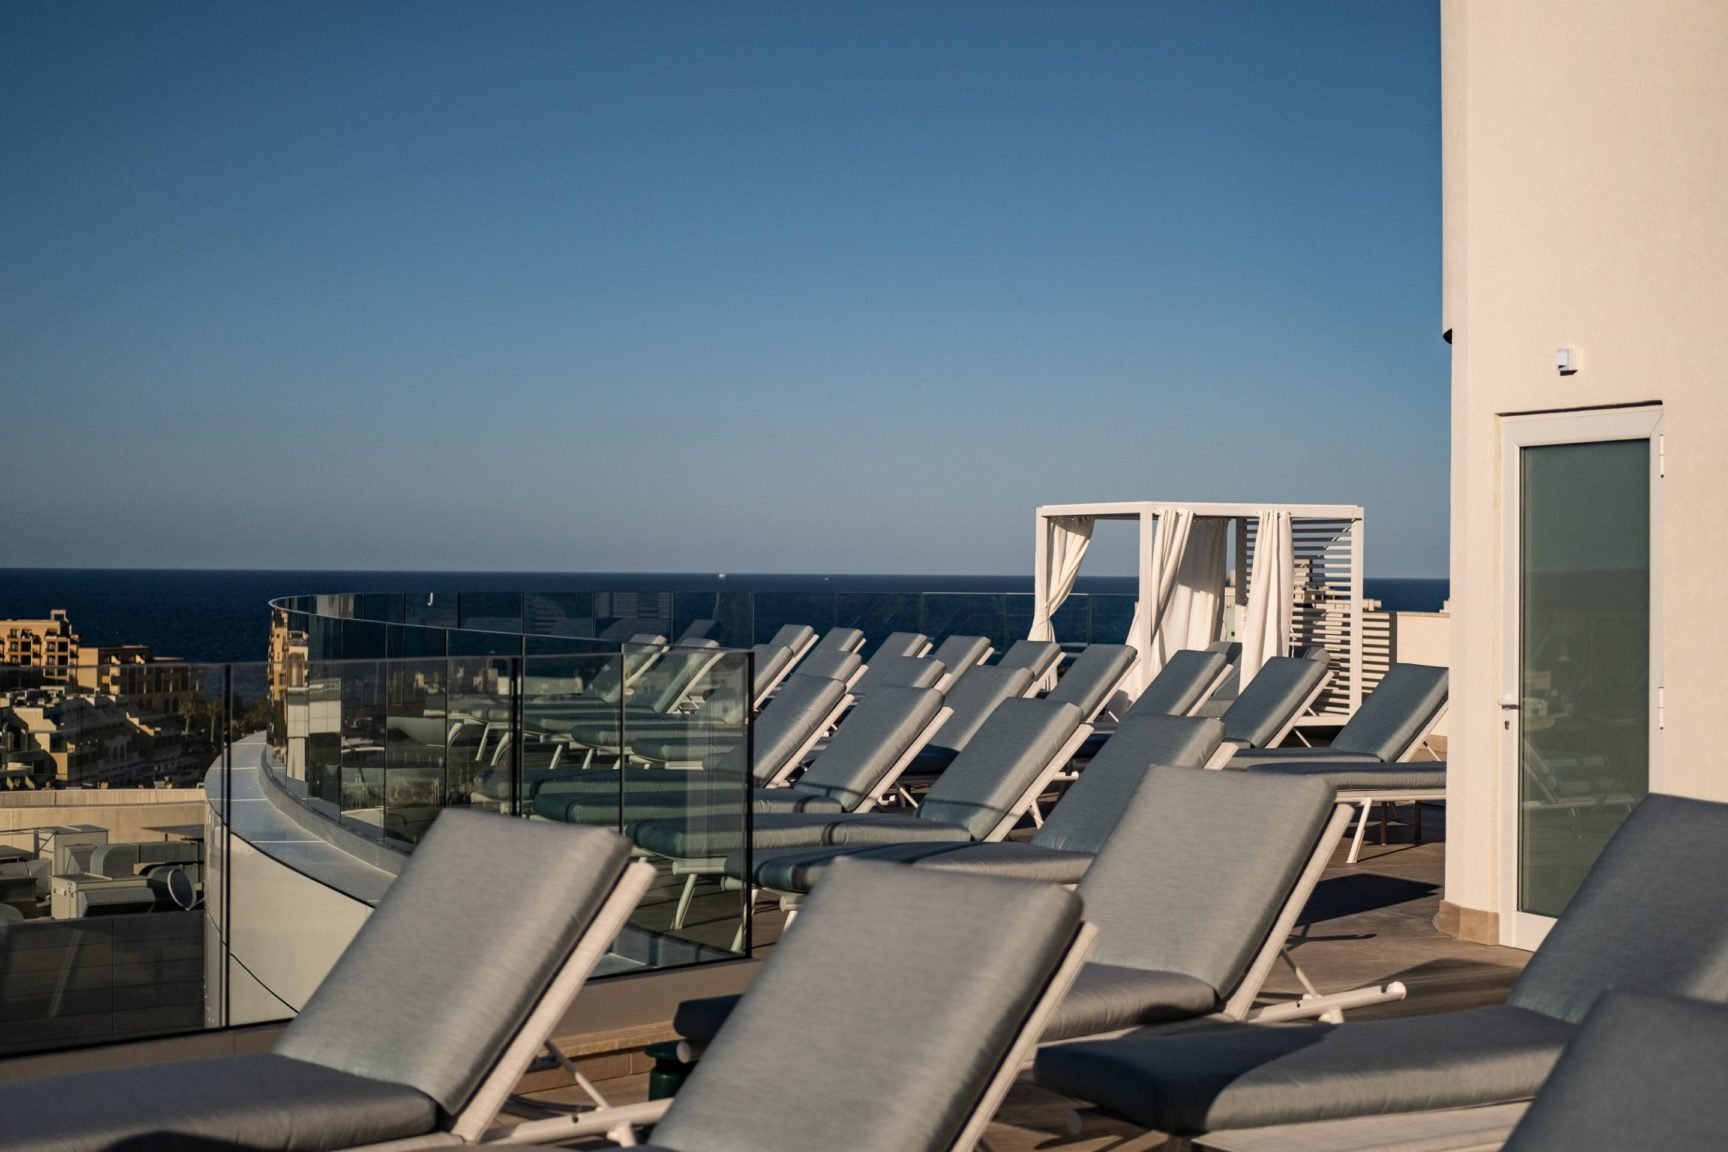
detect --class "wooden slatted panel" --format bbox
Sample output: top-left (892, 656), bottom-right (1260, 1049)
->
top-left (1244, 516), bottom-right (1365, 716)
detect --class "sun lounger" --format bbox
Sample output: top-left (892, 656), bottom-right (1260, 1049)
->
top-left (1194, 640), bottom-right (1245, 717)
top-left (1073, 648), bottom-right (1231, 759)
top-left (874, 630), bottom-right (933, 658)
top-left (1226, 663), bottom-right (1448, 769)
top-left (995, 637), bottom-right (1063, 681)
top-left (530, 673), bottom-right (852, 821)
top-left (928, 633), bottom-right (994, 689)
top-left (788, 646), bottom-right (864, 688)
top-left (536, 685), bottom-right (951, 840)
top-left (896, 664), bottom-right (1038, 788)
top-left (570, 857), bottom-right (1096, 1151)
top-left (849, 653), bottom-right (946, 698)
top-left (741, 714), bottom-right (1225, 896)
top-left (1205, 655), bottom-right (1333, 763)
top-left (1034, 791), bottom-right (1728, 1146)
top-left (628, 698), bottom-right (1089, 877)
top-left (1197, 990), bottom-right (1728, 1152)
top-left (0, 810), bottom-right (654, 1151)
top-left (749, 623), bottom-right (818, 708)
top-left (811, 625), bottom-right (867, 654)
top-left (1046, 643), bottom-right (1138, 722)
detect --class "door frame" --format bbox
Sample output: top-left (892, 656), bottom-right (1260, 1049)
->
top-left (1498, 404), bottom-right (1664, 950)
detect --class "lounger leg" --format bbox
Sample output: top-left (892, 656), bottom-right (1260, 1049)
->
top-left (1347, 799), bottom-right (1372, 864)
top-left (1415, 800), bottom-right (1424, 843)
top-left (673, 874), bottom-right (699, 930)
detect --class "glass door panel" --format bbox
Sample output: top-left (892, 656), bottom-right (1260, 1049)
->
top-left (1518, 439), bottom-right (1650, 918)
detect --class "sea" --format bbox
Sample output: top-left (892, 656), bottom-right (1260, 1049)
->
top-left (0, 570), bottom-right (1449, 665)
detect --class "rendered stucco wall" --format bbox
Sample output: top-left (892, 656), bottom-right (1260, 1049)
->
top-left (1443, 0), bottom-right (1728, 934)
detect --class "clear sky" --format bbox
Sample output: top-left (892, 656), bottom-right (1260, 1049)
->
top-left (0, 1), bottom-right (1447, 576)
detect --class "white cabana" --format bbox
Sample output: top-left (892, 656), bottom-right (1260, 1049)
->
top-left (1032, 501), bottom-right (1367, 716)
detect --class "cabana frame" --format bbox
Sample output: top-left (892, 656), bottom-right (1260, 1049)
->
top-left (1032, 501), bottom-right (1367, 718)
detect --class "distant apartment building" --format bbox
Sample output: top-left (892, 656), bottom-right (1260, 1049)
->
top-left (72, 645), bottom-right (202, 713)
top-left (0, 610), bottom-right (80, 681)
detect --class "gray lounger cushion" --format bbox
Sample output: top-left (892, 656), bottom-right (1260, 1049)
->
top-left (917, 698), bottom-right (1082, 840)
top-left (812, 626), bottom-right (866, 654)
top-left (750, 840), bottom-right (1093, 895)
top-left (1221, 656), bottom-right (1328, 748)
top-left (1046, 643), bottom-right (1136, 718)
top-left (789, 648), bottom-right (862, 684)
top-left (1330, 663), bottom-right (1449, 760)
top-left (649, 858), bottom-right (1082, 1152)
top-left (929, 634), bottom-right (992, 675)
top-left (1126, 649), bottom-right (1230, 719)
top-left (996, 638), bottom-right (1062, 678)
top-left (640, 808), bottom-right (974, 860)
top-left (1035, 1004), bottom-right (1574, 1134)
top-left (1503, 791), bottom-right (1728, 1024)
top-left (0, 1053), bottom-right (438, 1152)
top-left (707, 673), bottom-right (847, 784)
top-left (1502, 992), bottom-right (1728, 1152)
top-left (850, 654), bottom-right (944, 697)
top-left (1245, 760), bottom-right (1448, 790)
top-left (1050, 964), bottom-right (1221, 1039)
top-left (765, 624), bottom-right (816, 653)
top-left (750, 642), bottom-right (793, 695)
top-left (276, 810), bottom-right (631, 1113)
top-left (1035, 715), bottom-right (1226, 854)
top-left (1067, 766), bottom-right (1335, 1013)
top-left (902, 664), bottom-right (1036, 780)
top-left (874, 630), bottom-right (930, 659)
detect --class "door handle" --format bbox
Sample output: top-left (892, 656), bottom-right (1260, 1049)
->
top-left (1499, 694), bottom-right (1521, 710)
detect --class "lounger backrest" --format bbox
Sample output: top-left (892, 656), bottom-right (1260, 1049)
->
top-left (852, 654), bottom-right (945, 697)
top-left (1220, 656), bottom-right (1328, 747)
top-left (926, 665), bottom-right (1035, 756)
top-left (639, 645), bottom-right (718, 715)
top-left (1046, 644), bottom-right (1136, 718)
top-left (766, 624), bottom-right (816, 653)
top-left (1331, 663), bottom-right (1449, 760)
top-left (276, 810), bottom-right (631, 1114)
top-left (812, 626), bottom-right (867, 654)
top-left (1126, 649), bottom-right (1229, 719)
top-left (709, 674), bottom-right (847, 784)
top-left (1034, 716), bottom-right (1226, 853)
top-left (874, 631), bottom-right (930, 659)
top-left (586, 635), bottom-right (667, 703)
top-left (921, 699), bottom-right (1082, 840)
top-left (1507, 793), bottom-right (1728, 1024)
top-left (996, 638), bottom-right (1062, 679)
top-left (1078, 766), bottom-right (1335, 997)
top-left (796, 685), bottom-right (945, 809)
top-left (791, 649), bottom-right (863, 684)
top-left (751, 643), bottom-right (793, 697)
top-left (650, 857), bottom-right (1082, 1152)
top-left (929, 634), bottom-right (991, 675)
top-left (1500, 992), bottom-right (1728, 1152)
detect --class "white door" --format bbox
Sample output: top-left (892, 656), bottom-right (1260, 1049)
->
top-left (1499, 406), bottom-right (1662, 949)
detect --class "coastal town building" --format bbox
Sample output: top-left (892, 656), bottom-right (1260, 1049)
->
top-left (0, 609), bottom-right (80, 680)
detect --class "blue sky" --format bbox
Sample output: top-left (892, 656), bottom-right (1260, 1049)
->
top-left (0, 1), bottom-right (1447, 576)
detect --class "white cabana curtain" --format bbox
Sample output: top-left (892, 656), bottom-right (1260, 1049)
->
top-left (1030, 515), bottom-right (1094, 688)
top-left (1157, 517), bottom-right (1228, 665)
top-left (1237, 510), bottom-right (1295, 688)
top-left (1122, 507), bottom-right (1190, 693)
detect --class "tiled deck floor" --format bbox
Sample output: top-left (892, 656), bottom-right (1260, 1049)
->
top-left (537, 802), bottom-right (1530, 1150)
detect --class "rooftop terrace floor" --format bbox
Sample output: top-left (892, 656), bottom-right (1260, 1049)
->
top-left (530, 802), bottom-right (1532, 1149)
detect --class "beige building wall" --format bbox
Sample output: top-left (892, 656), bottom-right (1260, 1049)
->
top-left (1443, 0), bottom-right (1728, 938)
